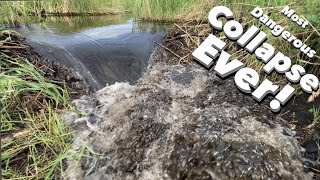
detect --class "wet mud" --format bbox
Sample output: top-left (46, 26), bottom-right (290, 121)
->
top-left (1, 33), bottom-right (89, 98)
top-left (65, 48), bottom-right (314, 179)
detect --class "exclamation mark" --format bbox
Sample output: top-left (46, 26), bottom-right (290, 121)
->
top-left (270, 84), bottom-right (295, 112)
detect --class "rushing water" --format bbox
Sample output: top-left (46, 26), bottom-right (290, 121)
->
top-left (17, 15), bottom-right (170, 91)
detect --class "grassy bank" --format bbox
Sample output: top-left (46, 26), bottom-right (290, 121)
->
top-left (224, 0), bottom-right (320, 83)
top-left (160, 0), bottom-right (320, 83)
top-left (0, 30), bottom-right (80, 179)
top-left (0, 0), bottom-right (124, 25)
top-left (121, 0), bottom-right (213, 21)
top-left (0, 0), bottom-right (212, 25)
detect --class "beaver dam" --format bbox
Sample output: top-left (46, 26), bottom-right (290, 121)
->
top-left (16, 15), bottom-right (170, 91)
top-left (1, 9), bottom-right (320, 180)
top-left (64, 46), bottom-right (314, 179)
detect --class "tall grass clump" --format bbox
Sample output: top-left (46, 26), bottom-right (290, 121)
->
top-left (164, 0), bottom-right (319, 85)
top-left (122, 0), bottom-right (206, 21)
top-left (0, 0), bottom-right (124, 25)
top-left (0, 0), bottom-right (213, 24)
top-left (0, 30), bottom-right (77, 179)
top-left (223, 0), bottom-right (320, 84)
top-left (307, 105), bottom-right (320, 129)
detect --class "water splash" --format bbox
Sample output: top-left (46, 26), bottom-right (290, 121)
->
top-left (65, 48), bottom-right (313, 179)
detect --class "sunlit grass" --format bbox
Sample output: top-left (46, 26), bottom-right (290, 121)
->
top-left (0, 0), bottom-right (125, 25)
top-left (219, 0), bottom-right (320, 81)
top-left (0, 30), bottom-right (85, 179)
top-left (164, 0), bottom-right (320, 84)
top-left (122, 0), bottom-right (203, 21)
top-left (1, 107), bottom-right (72, 179)
top-left (0, 0), bottom-right (216, 23)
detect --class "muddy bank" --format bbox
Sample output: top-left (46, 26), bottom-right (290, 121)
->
top-left (65, 47), bottom-right (314, 179)
top-left (1, 31), bottom-right (88, 179)
top-left (0, 32), bottom-right (89, 98)
top-left (280, 94), bottom-right (320, 175)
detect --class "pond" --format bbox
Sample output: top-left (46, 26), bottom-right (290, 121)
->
top-left (16, 15), bottom-right (171, 91)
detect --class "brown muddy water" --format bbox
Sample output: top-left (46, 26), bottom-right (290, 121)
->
top-left (16, 15), bottom-right (171, 91)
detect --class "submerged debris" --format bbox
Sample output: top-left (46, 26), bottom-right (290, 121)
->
top-left (66, 48), bottom-right (313, 179)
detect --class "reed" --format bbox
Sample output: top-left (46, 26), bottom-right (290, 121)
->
top-left (221, 0), bottom-right (320, 82)
top-left (0, 0), bottom-right (124, 25)
top-left (122, 0), bottom-right (201, 21)
top-left (161, 0), bottom-right (319, 84)
top-left (0, 30), bottom-right (84, 179)
top-left (0, 0), bottom-right (213, 24)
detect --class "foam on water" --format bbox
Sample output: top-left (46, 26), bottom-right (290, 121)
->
top-left (65, 48), bottom-right (313, 179)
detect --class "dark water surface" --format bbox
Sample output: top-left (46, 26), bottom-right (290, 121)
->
top-left (17, 15), bottom-right (170, 91)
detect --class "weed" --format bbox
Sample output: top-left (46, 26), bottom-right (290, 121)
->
top-left (122, 0), bottom-right (203, 21)
top-left (307, 105), bottom-right (320, 129)
top-left (0, 30), bottom-right (74, 179)
top-left (0, 0), bottom-right (125, 25)
top-left (161, 0), bottom-right (320, 84)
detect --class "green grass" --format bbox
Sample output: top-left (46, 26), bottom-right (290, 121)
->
top-left (122, 0), bottom-right (205, 21)
top-left (308, 105), bottom-right (320, 129)
top-left (0, 30), bottom-right (87, 179)
top-left (0, 50), bottom-right (68, 130)
top-left (157, 0), bottom-right (320, 84)
top-left (220, 0), bottom-right (320, 81)
top-left (1, 107), bottom-right (71, 179)
top-left (0, 0), bottom-right (124, 25)
top-left (0, 0), bottom-right (214, 24)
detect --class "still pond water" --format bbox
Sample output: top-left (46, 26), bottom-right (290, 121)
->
top-left (17, 15), bottom-right (170, 91)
